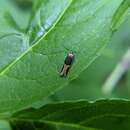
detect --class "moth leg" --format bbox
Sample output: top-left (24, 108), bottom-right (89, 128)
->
top-left (66, 66), bottom-right (71, 76)
top-left (60, 64), bottom-right (66, 77)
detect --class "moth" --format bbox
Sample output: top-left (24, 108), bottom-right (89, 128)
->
top-left (60, 52), bottom-right (75, 77)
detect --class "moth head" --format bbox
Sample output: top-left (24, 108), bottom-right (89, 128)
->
top-left (68, 51), bottom-right (74, 58)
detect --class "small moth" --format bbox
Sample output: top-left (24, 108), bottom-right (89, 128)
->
top-left (60, 52), bottom-right (75, 77)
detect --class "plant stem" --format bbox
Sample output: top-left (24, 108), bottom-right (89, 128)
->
top-left (102, 49), bottom-right (130, 94)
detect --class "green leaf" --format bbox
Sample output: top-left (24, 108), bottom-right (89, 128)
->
top-left (7, 100), bottom-right (130, 130)
top-left (0, 0), bottom-right (31, 32)
top-left (53, 19), bottom-right (130, 102)
top-left (0, 0), bottom-right (126, 113)
top-left (0, 120), bottom-right (11, 130)
top-left (11, 121), bottom-right (98, 130)
top-left (112, 0), bottom-right (130, 30)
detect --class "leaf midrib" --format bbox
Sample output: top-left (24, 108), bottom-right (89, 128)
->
top-left (9, 118), bottom-right (100, 130)
top-left (8, 114), bottom-right (130, 130)
top-left (0, 0), bottom-right (73, 76)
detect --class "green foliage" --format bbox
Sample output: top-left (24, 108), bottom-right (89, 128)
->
top-left (0, 121), bottom-right (11, 130)
top-left (0, 0), bottom-right (124, 113)
top-left (6, 100), bottom-right (130, 130)
top-left (112, 0), bottom-right (130, 30)
top-left (0, 0), bottom-right (130, 129)
top-left (53, 19), bottom-right (130, 101)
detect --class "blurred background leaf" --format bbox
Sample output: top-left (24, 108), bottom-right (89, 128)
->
top-left (0, 120), bottom-right (11, 130)
top-left (0, 0), bottom-right (31, 33)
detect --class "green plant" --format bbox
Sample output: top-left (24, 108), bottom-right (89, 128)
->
top-left (0, 0), bottom-right (130, 129)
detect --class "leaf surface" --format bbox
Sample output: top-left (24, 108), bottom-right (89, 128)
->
top-left (112, 0), bottom-right (130, 30)
top-left (0, 0), bottom-right (126, 112)
top-left (8, 100), bottom-right (130, 130)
